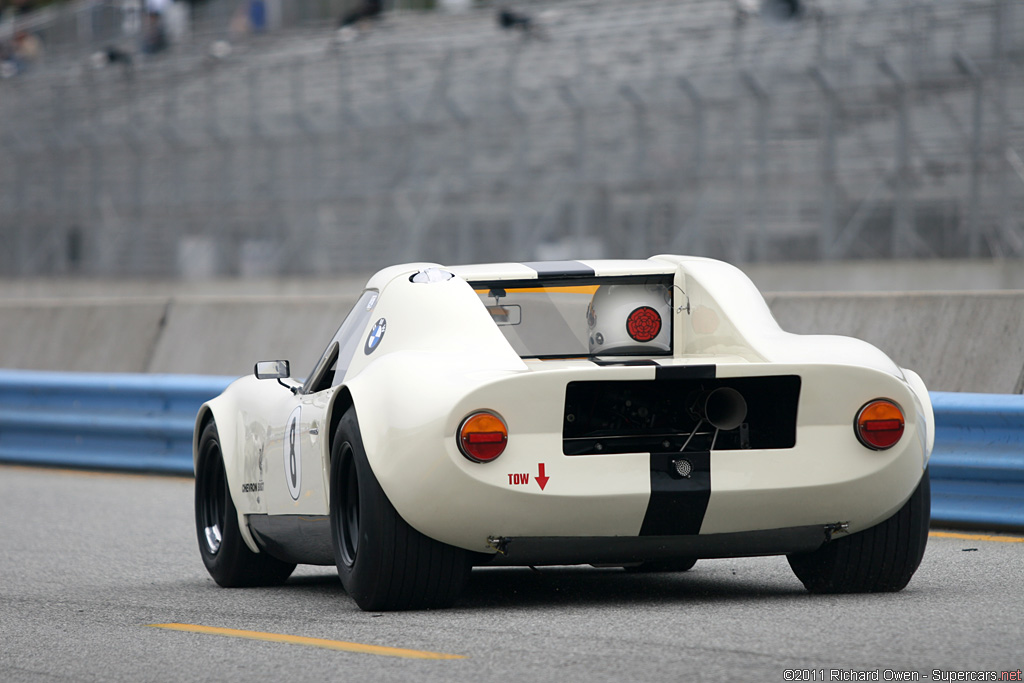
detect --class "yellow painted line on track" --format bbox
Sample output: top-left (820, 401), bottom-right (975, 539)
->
top-left (930, 531), bottom-right (1024, 544)
top-left (147, 623), bottom-right (465, 660)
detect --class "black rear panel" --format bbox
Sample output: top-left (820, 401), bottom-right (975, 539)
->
top-left (562, 375), bottom-right (801, 455)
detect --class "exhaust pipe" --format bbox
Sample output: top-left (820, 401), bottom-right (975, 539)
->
top-left (691, 387), bottom-right (748, 431)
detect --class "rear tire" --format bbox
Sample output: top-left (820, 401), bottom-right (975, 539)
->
top-left (194, 421), bottom-right (296, 587)
top-left (787, 469), bottom-right (930, 593)
top-left (329, 410), bottom-right (470, 611)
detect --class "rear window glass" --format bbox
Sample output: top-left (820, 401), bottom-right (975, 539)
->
top-left (470, 276), bottom-right (674, 359)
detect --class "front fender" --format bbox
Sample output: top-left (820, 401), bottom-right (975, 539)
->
top-left (193, 382), bottom-right (261, 555)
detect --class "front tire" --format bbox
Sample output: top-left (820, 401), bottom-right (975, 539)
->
top-left (195, 421), bottom-right (295, 587)
top-left (329, 410), bottom-right (470, 611)
top-left (787, 468), bottom-right (930, 593)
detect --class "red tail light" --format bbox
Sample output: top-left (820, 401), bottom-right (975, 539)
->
top-left (458, 412), bottom-right (508, 462)
top-left (855, 399), bottom-right (905, 450)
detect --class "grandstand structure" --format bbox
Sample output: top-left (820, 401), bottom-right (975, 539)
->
top-left (0, 0), bottom-right (1022, 277)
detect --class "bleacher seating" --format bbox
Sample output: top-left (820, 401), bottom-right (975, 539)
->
top-left (0, 0), bottom-right (1021, 276)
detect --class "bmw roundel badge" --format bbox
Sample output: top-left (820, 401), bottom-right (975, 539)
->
top-left (365, 317), bottom-right (387, 354)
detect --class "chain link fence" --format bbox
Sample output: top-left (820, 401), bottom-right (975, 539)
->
top-left (1, 0), bottom-right (1022, 278)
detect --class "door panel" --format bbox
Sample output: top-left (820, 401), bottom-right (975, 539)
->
top-left (263, 390), bottom-right (331, 516)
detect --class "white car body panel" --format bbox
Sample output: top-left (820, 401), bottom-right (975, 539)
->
top-left (194, 256), bottom-right (933, 562)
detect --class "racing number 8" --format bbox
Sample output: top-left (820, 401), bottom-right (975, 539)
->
top-left (289, 420), bottom-right (298, 488)
top-left (285, 406), bottom-right (302, 501)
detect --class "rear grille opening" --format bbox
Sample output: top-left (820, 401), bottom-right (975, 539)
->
top-left (563, 376), bottom-right (800, 455)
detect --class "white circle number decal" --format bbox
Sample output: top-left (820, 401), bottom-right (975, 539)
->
top-left (284, 406), bottom-right (302, 501)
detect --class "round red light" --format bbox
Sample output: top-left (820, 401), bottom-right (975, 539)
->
top-left (855, 399), bottom-right (905, 450)
top-left (458, 412), bottom-right (508, 463)
top-left (626, 306), bottom-right (662, 342)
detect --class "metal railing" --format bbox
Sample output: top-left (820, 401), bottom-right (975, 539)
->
top-left (930, 392), bottom-right (1024, 530)
top-left (0, 369), bottom-right (232, 472)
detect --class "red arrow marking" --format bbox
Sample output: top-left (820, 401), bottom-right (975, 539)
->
top-left (535, 463), bottom-right (549, 491)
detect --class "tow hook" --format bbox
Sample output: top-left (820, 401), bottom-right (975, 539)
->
top-left (824, 522), bottom-right (850, 542)
top-left (486, 536), bottom-right (511, 555)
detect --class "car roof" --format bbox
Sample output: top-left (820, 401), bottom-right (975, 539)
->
top-left (448, 258), bottom-right (678, 283)
top-left (363, 257), bottom-right (687, 291)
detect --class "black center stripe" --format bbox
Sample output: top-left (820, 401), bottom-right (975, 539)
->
top-left (590, 358), bottom-right (659, 367)
top-left (521, 261), bottom-right (596, 279)
top-left (654, 364), bottom-right (716, 380)
top-left (642, 363), bottom-right (716, 535)
top-left (640, 451), bottom-right (712, 536)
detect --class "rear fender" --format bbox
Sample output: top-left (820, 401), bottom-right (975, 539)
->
top-left (324, 385), bottom-right (355, 478)
top-left (903, 368), bottom-right (934, 466)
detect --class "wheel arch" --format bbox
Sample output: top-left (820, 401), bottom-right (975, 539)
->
top-left (193, 399), bottom-right (261, 554)
top-left (193, 404), bottom-right (216, 474)
top-left (326, 386), bottom-right (356, 473)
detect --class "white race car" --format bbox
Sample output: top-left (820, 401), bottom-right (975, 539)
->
top-left (193, 256), bottom-right (933, 610)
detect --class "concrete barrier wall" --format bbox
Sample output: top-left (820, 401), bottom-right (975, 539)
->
top-left (745, 260), bottom-right (1024, 293)
top-left (1, 290), bottom-right (1022, 393)
top-left (765, 292), bottom-right (1024, 394)
top-left (0, 299), bottom-right (170, 373)
top-left (0, 294), bottom-right (360, 378)
top-left (148, 295), bottom-right (360, 378)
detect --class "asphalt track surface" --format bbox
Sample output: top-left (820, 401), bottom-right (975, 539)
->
top-left (2, 465), bottom-right (1021, 683)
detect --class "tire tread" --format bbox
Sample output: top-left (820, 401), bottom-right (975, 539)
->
top-left (331, 411), bottom-right (470, 611)
top-left (787, 469), bottom-right (930, 594)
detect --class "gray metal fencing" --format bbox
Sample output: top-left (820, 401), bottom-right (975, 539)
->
top-left (1, 0), bottom-right (1022, 278)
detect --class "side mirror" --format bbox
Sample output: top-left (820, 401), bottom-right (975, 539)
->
top-left (254, 360), bottom-right (290, 380)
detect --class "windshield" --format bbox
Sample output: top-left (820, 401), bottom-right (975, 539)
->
top-left (471, 275), bottom-right (674, 359)
top-left (301, 290), bottom-right (379, 393)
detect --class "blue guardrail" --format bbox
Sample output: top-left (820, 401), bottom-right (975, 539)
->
top-left (0, 370), bottom-right (233, 474)
top-left (0, 372), bottom-right (1021, 530)
top-left (929, 391), bottom-right (1024, 531)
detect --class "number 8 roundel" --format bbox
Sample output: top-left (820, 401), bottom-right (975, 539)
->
top-left (284, 406), bottom-right (302, 500)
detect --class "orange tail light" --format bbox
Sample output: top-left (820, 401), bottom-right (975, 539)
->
top-left (458, 411), bottom-right (508, 462)
top-left (855, 399), bottom-right (905, 450)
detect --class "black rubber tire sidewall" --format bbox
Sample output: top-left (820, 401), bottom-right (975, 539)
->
top-left (194, 421), bottom-right (295, 587)
top-left (329, 410), bottom-right (470, 611)
top-left (787, 468), bottom-right (931, 593)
